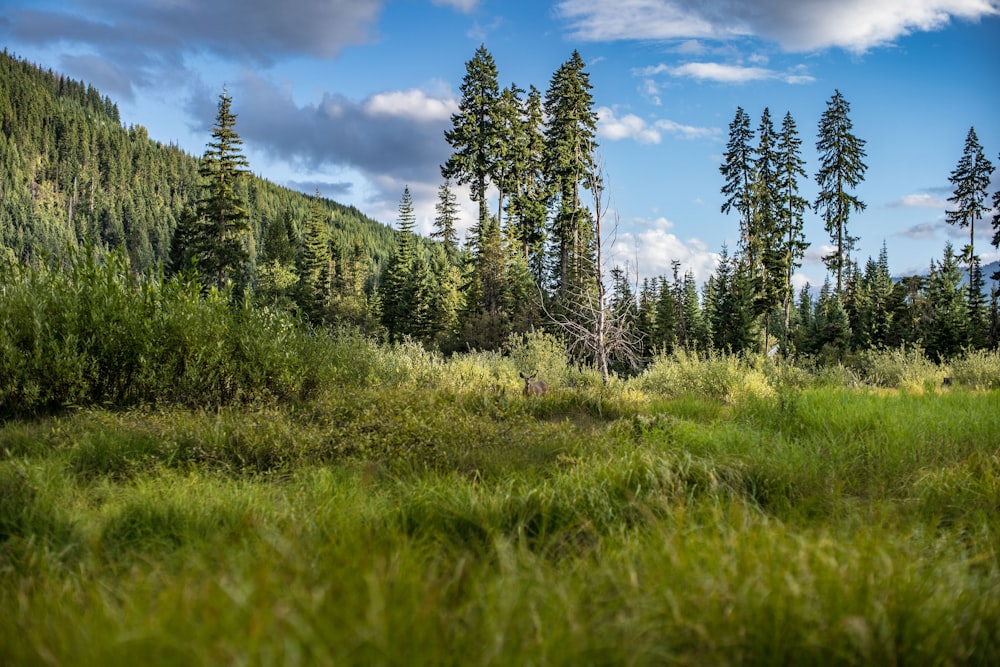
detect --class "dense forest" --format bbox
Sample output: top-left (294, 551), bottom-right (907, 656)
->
top-left (2, 47), bottom-right (999, 373)
top-left (0, 50), bottom-right (397, 291)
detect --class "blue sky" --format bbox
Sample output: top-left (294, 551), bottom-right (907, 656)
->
top-left (3, 0), bottom-right (999, 287)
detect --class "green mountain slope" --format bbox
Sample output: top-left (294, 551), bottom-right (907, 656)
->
top-left (0, 49), bottom-right (396, 277)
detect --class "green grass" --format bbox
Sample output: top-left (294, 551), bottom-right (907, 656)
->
top-left (2, 344), bottom-right (1000, 665)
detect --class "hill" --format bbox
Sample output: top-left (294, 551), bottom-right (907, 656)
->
top-left (0, 50), bottom-right (396, 275)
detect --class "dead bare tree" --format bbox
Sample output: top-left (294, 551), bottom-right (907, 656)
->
top-left (538, 158), bottom-right (643, 383)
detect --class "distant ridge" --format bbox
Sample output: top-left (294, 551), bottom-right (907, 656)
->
top-left (0, 50), bottom-right (397, 274)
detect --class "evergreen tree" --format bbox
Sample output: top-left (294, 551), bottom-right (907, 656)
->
top-left (681, 270), bottom-right (708, 350)
top-left (380, 187), bottom-right (418, 338)
top-left (946, 127), bottom-right (994, 298)
top-left (506, 85), bottom-right (548, 282)
top-left (442, 45), bottom-right (501, 231)
top-left (720, 106), bottom-right (755, 257)
top-left (432, 178), bottom-right (460, 262)
top-left (710, 246), bottom-right (756, 353)
top-left (967, 255), bottom-right (989, 350)
top-left (924, 243), bottom-right (967, 360)
top-left (296, 193), bottom-right (333, 322)
top-left (653, 276), bottom-right (677, 353)
top-left (814, 90), bottom-right (867, 293)
top-left (750, 107), bottom-right (784, 348)
top-left (544, 50), bottom-right (598, 298)
top-left (191, 87), bottom-right (252, 291)
top-left (810, 278), bottom-right (852, 360)
top-left (775, 111), bottom-right (809, 349)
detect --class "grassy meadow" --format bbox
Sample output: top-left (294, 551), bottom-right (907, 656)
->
top-left (3, 332), bottom-right (1000, 666)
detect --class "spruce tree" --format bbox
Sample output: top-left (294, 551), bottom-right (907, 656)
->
top-left (432, 178), bottom-right (460, 262)
top-left (380, 187), bottom-right (418, 338)
top-left (192, 87), bottom-right (251, 291)
top-left (814, 90), bottom-right (867, 293)
top-left (544, 50), bottom-right (598, 298)
top-left (442, 45), bottom-right (501, 232)
top-left (776, 111), bottom-right (809, 349)
top-left (507, 85), bottom-right (548, 281)
top-left (720, 106), bottom-right (755, 254)
top-left (924, 243), bottom-right (967, 360)
top-left (296, 193), bottom-right (333, 323)
top-left (946, 127), bottom-right (994, 298)
top-left (750, 107), bottom-right (784, 348)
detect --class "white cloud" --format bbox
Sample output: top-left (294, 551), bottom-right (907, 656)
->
top-left (610, 217), bottom-right (720, 285)
top-left (365, 89), bottom-right (458, 122)
top-left (597, 106), bottom-right (718, 143)
top-left (891, 193), bottom-right (950, 208)
top-left (649, 61), bottom-right (815, 84)
top-left (556, 0), bottom-right (1000, 52)
top-left (597, 107), bottom-right (663, 143)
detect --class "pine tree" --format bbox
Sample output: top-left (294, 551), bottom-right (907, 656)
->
top-left (442, 45), bottom-right (501, 232)
top-left (544, 50), bottom-right (598, 298)
top-left (775, 111), bottom-right (809, 349)
top-left (720, 106), bottom-right (755, 254)
top-left (967, 255), bottom-right (988, 350)
top-left (431, 178), bottom-right (460, 262)
top-left (815, 90), bottom-right (867, 293)
top-left (924, 243), bottom-right (967, 360)
top-left (296, 192), bottom-right (333, 323)
top-left (380, 187), bottom-right (418, 338)
top-left (191, 87), bottom-right (251, 291)
top-left (749, 107), bottom-right (784, 348)
top-left (946, 127), bottom-right (994, 299)
top-left (710, 246), bottom-right (756, 353)
top-left (506, 85), bottom-right (548, 282)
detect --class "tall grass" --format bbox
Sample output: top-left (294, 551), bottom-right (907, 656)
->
top-left (3, 264), bottom-right (1000, 664)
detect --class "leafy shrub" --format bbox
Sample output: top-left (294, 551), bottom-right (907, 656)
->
top-left (949, 349), bottom-right (1000, 389)
top-left (0, 248), bottom-right (341, 415)
top-left (636, 349), bottom-right (774, 402)
top-left (858, 345), bottom-right (945, 390)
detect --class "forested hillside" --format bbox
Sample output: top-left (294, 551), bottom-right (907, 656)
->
top-left (0, 50), bottom-right (395, 275)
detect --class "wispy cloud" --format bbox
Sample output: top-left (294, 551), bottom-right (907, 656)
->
top-left (890, 193), bottom-right (950, 208)
top-left (639, 61), bottom-right (815, 84)
top-left (431, 0), bottom-right (480, 12)
top-left (557, 0), bottom-right (1000, 52)
top-left (597, 106), bottom-right (719, 143)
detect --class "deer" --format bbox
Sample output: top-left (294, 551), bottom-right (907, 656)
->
top-left (519, 372), bottom-right (548, 397)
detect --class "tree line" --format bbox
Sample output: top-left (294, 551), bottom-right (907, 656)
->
top-left (4, 47), bottom-right (999, 369)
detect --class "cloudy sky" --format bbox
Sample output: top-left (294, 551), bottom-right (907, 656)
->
top-left (3, 0), bottom-right (998, 285)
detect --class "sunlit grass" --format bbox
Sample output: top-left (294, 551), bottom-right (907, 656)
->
top-left (2, 341), bottom-right (1000, 665)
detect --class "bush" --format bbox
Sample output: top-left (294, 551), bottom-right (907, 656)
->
top-left (636, 349), bottom-right (774, 403)
top-left (859, 345), bottom-right (945, 390)
top-left (949, 349), bottom-right (1000, 389)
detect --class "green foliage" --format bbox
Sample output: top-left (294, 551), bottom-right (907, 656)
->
top-left (815, 89), bottom-right (868, 292)
top-left (949, 348), bottom-right (1000, 389)
top-left (0, 249), bottom-right (351, 416)
top-left (859, 345), bottom-right (945, 390)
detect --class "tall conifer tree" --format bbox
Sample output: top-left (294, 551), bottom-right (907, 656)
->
top-left (946, 126), bottom-right (994, 299)
top-left (720, 107), bottom-right (755, 255)
top-left (442, 45), bottom-right (500, 232)
top-left (814, 90), bottom-right (867, 293)
top-left (544, 50), bottom-right (598, 298)
top-left (776, 111), bottom-right (809, 348)
top-left (192, 87), bottom-right (251, 291)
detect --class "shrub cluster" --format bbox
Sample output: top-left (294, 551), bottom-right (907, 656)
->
top-left (0, 249), bottom-right (355, 417)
